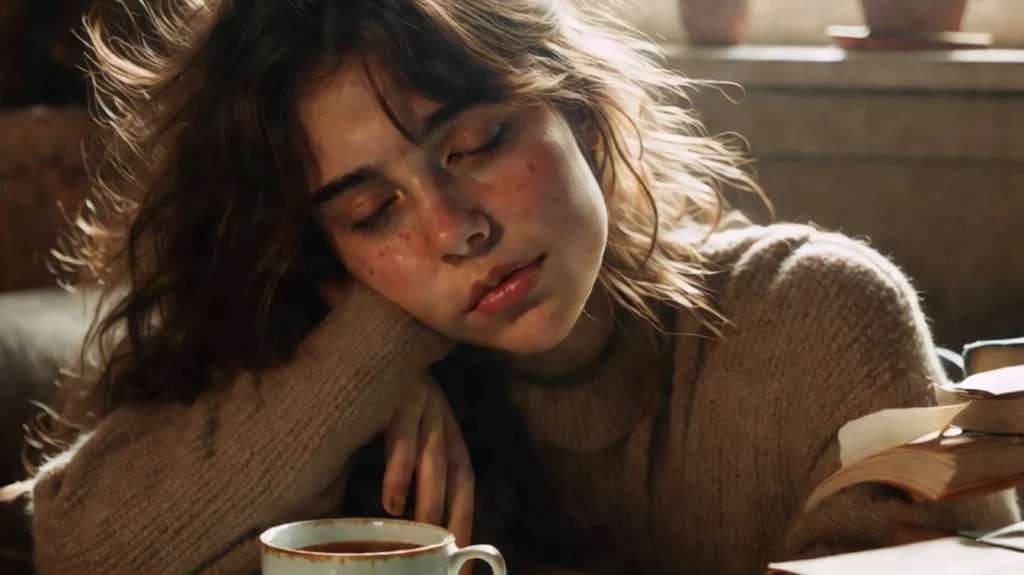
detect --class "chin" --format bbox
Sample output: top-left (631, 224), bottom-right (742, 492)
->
top-left (488, 301), bottom-right (582, 355)
top-left (492, 333), bottom-right (565, 355)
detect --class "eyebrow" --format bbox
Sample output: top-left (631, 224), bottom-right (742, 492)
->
top-left (310, 100), bottom-right (479, 207)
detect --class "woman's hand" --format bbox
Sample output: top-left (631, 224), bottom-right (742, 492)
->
top-left (318, 279), bottom-right (473, 547)
top-left (381, 377), bottom-right (475, 548)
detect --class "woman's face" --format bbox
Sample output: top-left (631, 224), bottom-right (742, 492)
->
top-left (298, 66), bottom-right (607, 354)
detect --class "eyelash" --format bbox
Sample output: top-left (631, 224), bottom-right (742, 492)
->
top-left (352, 195), bottom-right (401, 234)
top-left (447, 121), bottom-right (512, 166)
top-left (352, 122), bottom-right (512, 235)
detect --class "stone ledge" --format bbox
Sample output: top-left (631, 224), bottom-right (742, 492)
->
top-left (664, 44), bottom-right (1024, 93)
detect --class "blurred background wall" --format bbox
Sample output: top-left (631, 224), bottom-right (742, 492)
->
top-left (653, 0), bottom-right (1024, 350)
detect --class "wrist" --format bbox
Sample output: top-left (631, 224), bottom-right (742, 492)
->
top-left (311, 283), bottom-right (451, 370)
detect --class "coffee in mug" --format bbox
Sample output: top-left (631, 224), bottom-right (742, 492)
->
top-left (299, 540), bottom-right (420, 554)
top-left (260, 518), bottom-right (506, 575)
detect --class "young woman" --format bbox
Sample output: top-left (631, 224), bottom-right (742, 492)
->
top-left (22, 0), bottom-right (1019, 574)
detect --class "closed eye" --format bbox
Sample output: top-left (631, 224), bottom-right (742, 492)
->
top-left (447, 122), bottom-right (511, 166)
top-left (352, 193), bottom-right (402, 234)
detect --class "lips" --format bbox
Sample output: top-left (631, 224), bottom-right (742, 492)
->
top-left (467, 256), bottom-right (546, 316)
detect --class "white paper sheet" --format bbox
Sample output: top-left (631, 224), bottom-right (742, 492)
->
top-left (767, 537), bottom-right (1024, 575)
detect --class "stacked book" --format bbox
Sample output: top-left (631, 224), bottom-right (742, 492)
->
top-left (767, 345), bottom-right (1024, 574)
top-left (803, 362), bottom-right (1024, 510)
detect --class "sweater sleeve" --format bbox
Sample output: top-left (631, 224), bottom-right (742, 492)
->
top-left (28, 284), bottom-right (448, 575)
top-left (756, 228), bottom-right (1021, 560)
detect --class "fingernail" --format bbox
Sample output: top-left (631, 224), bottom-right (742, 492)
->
top-left (389, 496), bottom-right (406, 516)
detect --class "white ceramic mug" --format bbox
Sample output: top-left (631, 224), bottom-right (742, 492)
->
top-left (260, 518), bottom-right (506, 575)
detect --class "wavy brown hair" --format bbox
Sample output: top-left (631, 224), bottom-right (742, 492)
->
top-left (31, 0), bottom-right (762, 456)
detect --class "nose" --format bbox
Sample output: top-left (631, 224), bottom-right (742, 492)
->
top-left (417, 175), bottom-right (491, 262)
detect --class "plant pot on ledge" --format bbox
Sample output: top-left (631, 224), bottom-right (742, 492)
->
top-left (680, 0), bottom-right (749, 46)
top-left (860, 0), bottom-right (968, 33)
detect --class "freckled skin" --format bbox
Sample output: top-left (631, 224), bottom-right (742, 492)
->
top-left (299, 66), bottom-right (607, 355)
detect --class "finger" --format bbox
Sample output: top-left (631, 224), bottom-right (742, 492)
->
top-left (444, 406), bottom-right (474, 549)
top-left (414, 394), bottom-right (447, 526)
top-left (381, 385), bottom-right (427, 517)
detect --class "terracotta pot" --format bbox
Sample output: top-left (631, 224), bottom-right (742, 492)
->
top-left (680, 0), bottom-right (749, 46)
top-left (861, 0), bottom-right (968, 33)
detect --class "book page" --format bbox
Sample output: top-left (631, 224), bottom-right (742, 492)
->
top-left (837, 404), bottom-right (966, 467)
top-left (961, 520), bottom-right (1024, 552)
top-left (766, 537), bottom-right (1024, 574)
top-left (952, 365), bottom-right (1024, 399)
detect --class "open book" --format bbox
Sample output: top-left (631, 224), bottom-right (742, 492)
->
top-left (804, 365), bottom-right (1024, 511)
top-left (805, 428), bottom-right (1024, 510)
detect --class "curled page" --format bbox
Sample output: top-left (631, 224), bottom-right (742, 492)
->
top-left (838, 403), bottom-right (968, 468)
top-left (949, 365), bottom-right (1024, 399)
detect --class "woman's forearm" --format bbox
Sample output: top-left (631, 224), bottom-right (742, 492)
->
top-left (30, 287), bottom-right (445, 575)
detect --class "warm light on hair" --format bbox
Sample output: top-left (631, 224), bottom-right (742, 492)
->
top-left (29, 0), bottom-right (764, 468)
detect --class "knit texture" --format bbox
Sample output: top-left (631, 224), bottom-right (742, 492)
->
top-left (500, 224), bottom-right (1020, 574)
top-left (26, 224), bottom-right (1021, 574)
top-left (29, 283), bottom-right (448, 574)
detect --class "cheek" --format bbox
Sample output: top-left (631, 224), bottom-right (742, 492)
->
top-left (487, 141), bottom-right (598, 229)
top-left (337, 233), bottom-right (436, 301)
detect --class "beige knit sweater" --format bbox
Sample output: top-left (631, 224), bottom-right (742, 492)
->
top-left (27, 224), bottom-right (1020, 574)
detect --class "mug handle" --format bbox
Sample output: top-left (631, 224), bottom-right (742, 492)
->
top-left (449, 544), bottom-right (506, 575)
